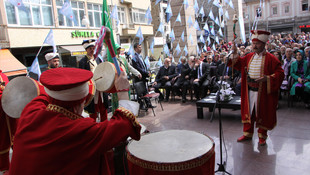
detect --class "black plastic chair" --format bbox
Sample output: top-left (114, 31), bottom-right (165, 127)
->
top-left (133, 81), bottom-right (163, 116)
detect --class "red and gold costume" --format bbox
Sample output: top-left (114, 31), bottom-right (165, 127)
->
top-left (0, 71), bottom-right (18, 172)
top-left (9, 68), bottom-right (141, 175)
top-left (228, 52), bottom-right (284, 139)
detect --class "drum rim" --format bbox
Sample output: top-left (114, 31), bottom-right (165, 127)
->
top-left (126, 130), bottom-right (215, 171)
top-left (1, 77), bottom-right (39, 118)
top-left (93, 62), bottom-right (116, 92)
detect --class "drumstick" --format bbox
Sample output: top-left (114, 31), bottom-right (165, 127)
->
top-left (104, 27), bottom-right (121, 76)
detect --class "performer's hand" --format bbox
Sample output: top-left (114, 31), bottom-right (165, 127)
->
top-left (194, 79), bottom-right (199, 82)
top-left (152, 81), bottom-right (157, 86)
top-left (137, 74), bottom-right (142, 79)
top-left (164, 76), bottom-right (169, 80)
top-left (298, 78), bottom-right (303, 84)
top-left (255, 75), bottom-right (267, 83)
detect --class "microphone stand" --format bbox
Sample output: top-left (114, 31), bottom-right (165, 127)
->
top-left (210, 54), bottom-right (232, 175)
top-left (210, 13), bottom-right (238, 175)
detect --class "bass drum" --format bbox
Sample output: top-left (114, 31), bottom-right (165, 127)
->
top-left (1, 76), bottom-right (45, 118)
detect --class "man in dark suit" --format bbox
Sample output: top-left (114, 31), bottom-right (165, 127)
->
top-left (191, 57), bottom-right (211, 100)
top-left (173, 57), bottom-right (191, 103)
top-left (78, 39), bottom-right (108, 121)
top-left (216, 56), bottom-right (239, 85)
top-left (131, 43), bottom-right (152, 109)
top-left (131, 43), bottom-right (150, 83)
top-left (152, 58), bottom-right (178, 102)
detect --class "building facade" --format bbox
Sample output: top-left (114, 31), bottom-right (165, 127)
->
top-left (243, 0), bottom-right (310, 36)
top-left (0, 0), bottom-right (153, 77)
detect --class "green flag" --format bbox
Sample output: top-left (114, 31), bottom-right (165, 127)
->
top-left (102, 0), bottom-right (117, 63)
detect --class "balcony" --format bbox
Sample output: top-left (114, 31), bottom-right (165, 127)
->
top-left (0, 25), bottom-right (10, 48)
top-left (243, 0), bottom-right (260, 3)
top-left (122, 24), bottom-right (153, 36)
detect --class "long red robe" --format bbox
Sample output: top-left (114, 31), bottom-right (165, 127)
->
top-left (228, 52), bottom-right (284, 130)
top-left (0, 72), bottom-right (18, 171)
top-left (9, 94), bottom-right (141, 175)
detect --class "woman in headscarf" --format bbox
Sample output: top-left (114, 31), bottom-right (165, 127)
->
top-left (290, 50), bottom-right (310, 108)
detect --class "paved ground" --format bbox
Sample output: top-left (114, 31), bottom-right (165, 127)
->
top-left (135, 95), bottom-right (310, 175)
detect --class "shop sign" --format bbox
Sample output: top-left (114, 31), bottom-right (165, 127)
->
top-left (299, 25), bottom-right (310, 28)
top-left (71, 30), bottom-right (100, 38)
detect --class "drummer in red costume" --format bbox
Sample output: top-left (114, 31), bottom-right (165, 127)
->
top-left (9, 68), bottom-right (141, 175)
top-left (0, 70), bottom-right (18, 174)
top-left (229, 30), bottom-right (284, 146)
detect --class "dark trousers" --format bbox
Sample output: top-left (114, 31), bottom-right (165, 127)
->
top-left (295, 86), bottom-right (310, 103)
top-left (154, 81), bottom-right (172, 100)
top-left (193, 79), bottom-right (209, 99)
top-left (173, 79), bottom-right (190, 100)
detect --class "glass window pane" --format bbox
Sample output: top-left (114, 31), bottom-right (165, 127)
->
top-left (58, 11), bottom-right (65, 26)
top-left (66, 16), bottom-right (73, 27)
top-left (88, 12), bottom-right (94, 27)
top-left (32, 6), bottom-right (42, 25)
top-left (56, 0), bottom-right (63, 6)
top-left (19, 5), bottom-right (32, 25)
top-left (79, 10), bottom-right (85, 27)
top-left (30, 0), bottom-right (40, 4)
top-left (5, 2), bottom-right (17, 24)
top-left (42, 6), bottom-right (53, 26)
top-left (73, 10), bottom-right (79, 26)
top-left (94, 5), bottom-right (99, 10)
top-left (78, 2), bottom-right (84, 8)
top-left (87, 4), bottom-right (92, 10)
top-left (41, 0), bottom-right (51, 5)
top-left (139, 13), bottom-right (145, 23)
top-left (94, 12), bottom-right (100, 27)
top-left (71, 1), bottom-right (77, 8)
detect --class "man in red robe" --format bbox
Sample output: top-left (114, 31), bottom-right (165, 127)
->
top-left (228, 30), bottom-right (284, 146)
top-left (0, 70), bottom-right (18, 174)
top-left (9, 68), bottom-right (141, 175)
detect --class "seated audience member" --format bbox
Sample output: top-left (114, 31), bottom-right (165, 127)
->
top-left (206, 55), bottom-right (213, 65)
top-left (216, 56), bottom-right (239, 86)
top-left (191, 57), bottom-right (211, 100)
top-left (152, 58), bottom-right (178, 102)
top-left (290, 50), bottom-right (310, 108)
top-left (9, 68), bottom-right (141, 175)
top-left (173, 57), bottom-right (191, 103)
top-left (282, 48), bottom-right (296, 90)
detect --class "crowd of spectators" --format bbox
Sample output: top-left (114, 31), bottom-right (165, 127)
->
top-left (125, 32), bottom-right (310, 108)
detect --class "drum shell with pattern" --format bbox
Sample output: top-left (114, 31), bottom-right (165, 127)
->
top-left (126, 130), bottom-right (215, 175)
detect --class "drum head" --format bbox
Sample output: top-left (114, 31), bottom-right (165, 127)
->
top-left (93, 62), bottom-right (116, 92)
top-left (127, 130), bottom-right (214, 163)
top-left (1, 77), bottom-right (39, 118)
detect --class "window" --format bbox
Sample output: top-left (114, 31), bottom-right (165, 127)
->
top-left (272, 6), bottom-right (277, 15)
top-left (118, 7), bottom-right (126, 24)
top-left (56, 0), bottom-right (84, 27)
top-left (256, 7), bottom-right (262, 17)
top-left (302, 0), bottom-right (308, 11)
top-left (130, 8), bottom-right (146, 24)
top-left (284, 5), bottom-right (290, 13)
top-left (5, 0), bottom-right (53, 26)
top-left (87, 3), bottom-right (102, 27)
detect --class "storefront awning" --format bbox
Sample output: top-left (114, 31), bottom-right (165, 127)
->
top-left (0, 49), bottom-right (27, 77)
top-left (60, 45), bottom-right (86, 56)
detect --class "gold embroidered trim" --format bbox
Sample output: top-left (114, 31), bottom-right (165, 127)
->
top-left (127, 149), bottom-right (215, 171)
top-left (258, 133), bottom-right (268, 139)
top-left (116, 107), bottom-right (140, 127)
top-left (0, 147), bottom-right (10, 155)
top-left (46, 104), bottom-right (83, 120)
top-left (267, 75), bottom-right (271, 94)
top-left (243, 132), bottom-right (253, 137)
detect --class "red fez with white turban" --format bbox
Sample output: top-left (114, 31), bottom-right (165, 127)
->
top-left (251, 30), bottom-right (271, 43)
top-left (40, 68), bottom-right (95, 107)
